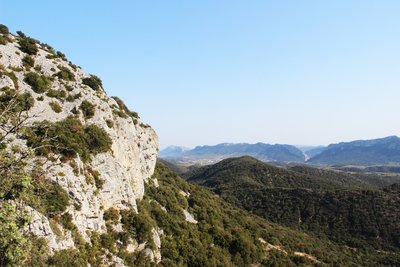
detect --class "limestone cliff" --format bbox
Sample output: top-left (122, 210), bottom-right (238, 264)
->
top-left (0, 30), bottom-right (158, 258)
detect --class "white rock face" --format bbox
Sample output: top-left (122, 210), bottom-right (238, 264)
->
top-left (0, 37), bottom-right (159, 247)
top-left (183, 209), bottom-right (198, 224)
top-left (25, 206), bottom-right (75, 251)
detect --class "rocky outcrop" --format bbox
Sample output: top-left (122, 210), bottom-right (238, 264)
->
top-left (25, 206), bottom-right (75, 251)
top-left (0, 33), bottom-right (159, 251)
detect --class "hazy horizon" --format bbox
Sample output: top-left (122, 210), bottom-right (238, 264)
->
top-left (160, 135), bottom-right (399, 151)
top-left (3, 1), bottom-right (400, 148)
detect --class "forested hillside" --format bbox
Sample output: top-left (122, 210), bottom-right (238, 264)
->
top-left (186, 156), bottom-right (400, 264)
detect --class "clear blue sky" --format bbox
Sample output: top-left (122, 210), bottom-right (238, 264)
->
top-left (2, 1), bottom-right (400, 148)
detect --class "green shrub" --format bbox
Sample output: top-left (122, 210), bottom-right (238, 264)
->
top-left (28, 180), bottom-right (70, 217)
top-left (0, 36), bottom-right (7, 45)
top-left (28, 237), bottom-right (50, 267)
top-left (120, 209), bottom-right (155, 243)
top-left (18, 37), bottom-right (38, 55)
top-left (80, 100), bottom-right (96, 119)
top-left (66, 95), bottom-right (74, 102)
top-left (0, 203), bottom-right (31, 266)
top-left (16, 31), bottom-right (26, 38)
top-left (111, 96), bottom-right (139, 120)
top-left (0, 88), bottom-right (34, 112)
top-left (26, 117), bottom-right (112, 162)
top-left (86, 167), bottom-right (104, 190)
top-left (84, 124), bottom-right (112, 154)
top-left (41, 43), bottom-right (54, 53)
top-left (66, 92), bottom-right (81, 102)
top-left (60, 213), bottom-right (75, 230)
top-left (24, 72), bottom-right (51, 93)
top-left (65, 85), bottom-right (74, 92)
top-left (70, 107), bottom-right (79, 115)
top-left (22, 55), bottom-right (35, 69)
top-left (46, 89), bottom-right (66, 101)
top-left (82, 75), bottom-right (102, 91)
top-left (56, 51), bottom-right (66, 60)
top-left (48, 249), bottom-right (86, 267)
top-left (56, 66), bottom-right (75, 81)
top-left (0, 24), bottom-right (9, 34)
top-left (105, 119), bottom-right (114, 128)
top-left (113, 109), bottom-right (128, 119)
top-left (103, 208), bottom-right (120, 223)
top-left (49, 101), bottom-right (62, 113)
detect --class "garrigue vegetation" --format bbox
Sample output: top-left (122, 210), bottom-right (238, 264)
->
top-left (0, 24), bottom-right (9, 35)
top-left (25, 117), bottom-right (112, 162)
top-left (82, 75), bottom-right (103, 91)
top-left (18, 36), bottom-right (39, 55)
top-left (80, 100), bottom-right (96, 119)
top-left (22, 55), bottom-right (35, 69)
top-left (49, 101), bottom-right (62, 113)
top-left (24, 72), bottom-right (51, 93)
top-left (56, 66), bottom-right (75, 81)
top-left (0, 90), bottom-right (70, 266)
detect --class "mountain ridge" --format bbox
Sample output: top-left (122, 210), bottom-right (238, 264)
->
top-left (308, 135), bottom-right (400, 165)
top-left (163, 135), bottom-right (400, 166)
top-left (160, 142), bottom-right (306, 165)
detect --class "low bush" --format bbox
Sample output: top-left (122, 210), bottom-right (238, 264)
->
top-left (84, 124), bottom-right (113, 154)
top-left (82, 75), bottom-right (102, 91)
top-left (80, 100), bottom-right (96, 119)
top-left (103, 208), bottom-right (120, 223)
top-left (27, 179), bottom-right (70, 217)
top-left (60, 213), bottom-right (75, 230)
top-left (56, 66), bottom-right (75, 81)
top-left (111, 96), bottom-right (140, 121)
top-left (49, 101), bottom-right (62, 113)
top-left (24, 72), bottom-right (51, 93)
top-left (48, 249), bottom-right (86, 267)
top-left (16, 31), bottom-right (26, 38)
top-left (86, 167), bottom-right (104, 190)
top-left (18, 37), bottom-right (38, 55)
top-left (46, 89), bottom-right (66, 101)
top-left (0, 87), bottom-right (34, 112)
top-left (105, 119), bottom-right (114, 128)
top-left (0, 36), bottom-right (7, 45)
top-left (56, 51), bottom-right (67, 60)
top-left (26, 117), bottom-right (112, 162)
top-left (22, 55), bottom-right (35, 69)
top-left (0, 24), bottom-right (9, 35)
top-left (66, 92), bottom-right (81, 102)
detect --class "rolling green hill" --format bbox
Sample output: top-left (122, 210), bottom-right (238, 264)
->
top-left (147, 162), bottom-right (400, 266)
top-left (186, 156), bottom-right (400, 257)
top-left (188, 156), bottom-right (375, 191)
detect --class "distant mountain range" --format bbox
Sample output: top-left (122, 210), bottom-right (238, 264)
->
top-left (158, 145), bottom-right (190, 158)
top-left (308, 136), bottom-right (400, 165)
top-left (161, 136), bottom-right (400, 166)
top-left (160, 143), bottom-right (306, 165)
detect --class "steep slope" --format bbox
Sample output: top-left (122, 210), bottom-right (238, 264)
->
top-left (142, 162), bottom-right (399, 266)
top-left (161, 142), bottom-right (306, 165)
top-left (0, 25), bottom-right (159, 265)
top-left (187, 156), bottom-right (400, 255)
top-left (308, 136), bottom-right (400, 165)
